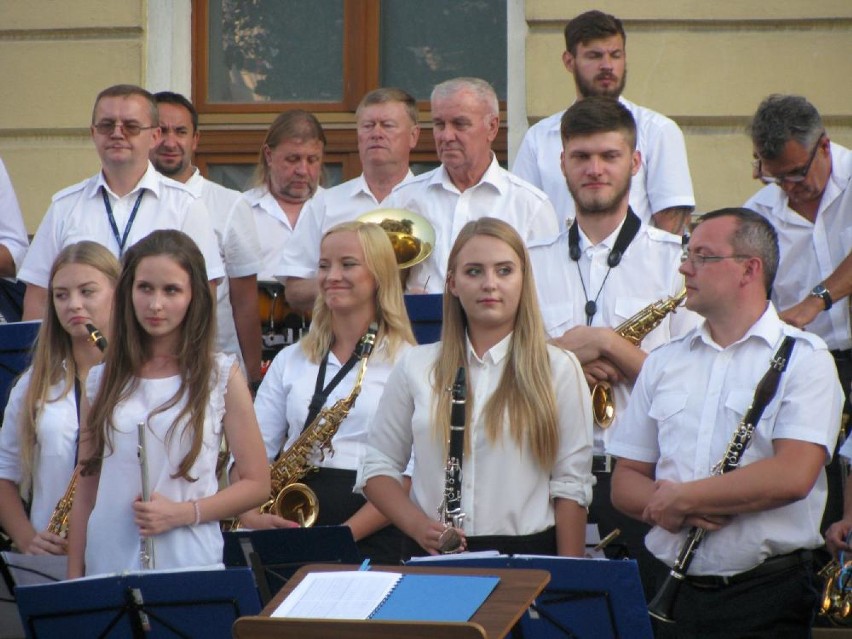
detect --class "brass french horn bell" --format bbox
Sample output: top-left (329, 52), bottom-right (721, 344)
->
top-left (357, 208), bottom-right (435, 269)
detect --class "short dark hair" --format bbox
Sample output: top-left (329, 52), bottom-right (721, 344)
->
top-left (697, 207), bottom-right (779, 294)
top-left (564, 10), bottom-right (626, 56)
top-left (153, 91), bottom-right (199, 132)
top-left (560, 96), bottom-right (637, 150)
top-left (92, 84), bottom-right (158, 126)
top-left (357, 88), bottom-right (418, 126)
top-left (748, 94), bottom-right (824, 160)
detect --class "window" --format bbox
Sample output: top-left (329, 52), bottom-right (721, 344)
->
top-left (192, 0), bottom-right (507, 189)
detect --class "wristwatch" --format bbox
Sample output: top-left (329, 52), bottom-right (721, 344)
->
top-left (809, 284), bottom-right (833, 311)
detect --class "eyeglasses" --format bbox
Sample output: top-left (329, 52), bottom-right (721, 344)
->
top-left (93, 121), bottom-right (158, 137)
top-left (680, 252), bottom-right (751, 267)
top-left (752, 134), bottom-right (825, 185)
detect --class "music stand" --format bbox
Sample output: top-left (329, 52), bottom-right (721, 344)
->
top-left (415, 555), bottom-right (652, 639)
top-left (404, 294), bottom-right (442, 344)
top-left (0, 321), bottom-right (39, 423)
top-left (223, 526), bottom-right (360, 606)
top-left (14, 567), bottom-right (260, 639)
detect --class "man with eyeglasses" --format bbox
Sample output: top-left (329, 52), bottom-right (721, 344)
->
top-left (529, 97), bottom-right (700, 600)
top-left (19, 84), bottom-right (224, 321)
top-left (610, 208), bottom-right (843, 635)
top-left (746, 94), bottom-right (852, 534)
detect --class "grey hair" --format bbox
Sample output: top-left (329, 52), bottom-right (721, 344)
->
top-left (431, 77), bottom-right (499, 119)
top-left (698, 208), bottom-right (779, 295)
top-left (748, 94), bottom-right (824, 160)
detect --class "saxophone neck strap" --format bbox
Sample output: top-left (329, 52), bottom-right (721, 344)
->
top-left (302, 348), bottom-right (360, 432)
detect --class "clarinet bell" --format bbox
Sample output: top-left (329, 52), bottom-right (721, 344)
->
top-left (647, 571), bottom-right (683, 623)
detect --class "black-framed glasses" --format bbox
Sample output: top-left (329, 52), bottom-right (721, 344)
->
top-left (680, 252), bottom-right (751, 268)
top-left (93, 121), bottom-right (158, 137)
top-left (752, 134), bottom-right (825, 185)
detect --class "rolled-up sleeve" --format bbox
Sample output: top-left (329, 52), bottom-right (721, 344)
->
top-left (548, 346), bottom-right (594, 508)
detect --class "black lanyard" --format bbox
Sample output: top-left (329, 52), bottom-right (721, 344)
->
top-left (101, 187), bottom-right (144, 256)
top-left (302, 350), bottom-right (360, 432)
top-left (568, 208), bottom-right (641, 326)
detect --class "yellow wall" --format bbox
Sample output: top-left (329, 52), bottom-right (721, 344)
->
top-left (523, 0), bottom-right (852, 213)
top-left (0, 0), bottom-right (146, 233)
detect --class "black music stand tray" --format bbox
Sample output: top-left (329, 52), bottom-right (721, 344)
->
top-left (14, 567), bottom-right (260, 639)
top-left (413, 555), bottom-right (652, 639)
top-left (404, 294), bottom-right (442, 344)
top-left (223, 526), bottom-right (360, 606)
top-left (0, 320), bottom-right (39, 422)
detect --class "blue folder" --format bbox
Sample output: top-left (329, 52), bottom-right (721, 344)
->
top-left (369, 573), bottom-right (499, 622)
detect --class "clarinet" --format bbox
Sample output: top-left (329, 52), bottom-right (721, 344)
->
top-left (648, 336), bottom-right (796, 623)
top-left (137, 421), bottom-right (155, 570)
top-left (437, 366), bottom-right (466, 554)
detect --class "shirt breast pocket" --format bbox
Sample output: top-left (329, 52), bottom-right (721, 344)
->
top-left (540, 302), bottom-right (577, 338)
top-left (614, 296), bottom-right (653, 323)
top-left (648, 392), bottom-right (689, 461)
top-left (722, 389), bottom-right (779, 465)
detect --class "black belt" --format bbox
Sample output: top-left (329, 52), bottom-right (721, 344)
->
top-left (592, 455), bottom-right (613, 474)
top-left (684, 549), bottom-right (812, 589)
top-left (831, 349), bottom-right (852, 362)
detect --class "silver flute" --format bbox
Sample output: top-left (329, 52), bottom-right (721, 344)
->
top-left (137, 421), bottom-right (155, 570)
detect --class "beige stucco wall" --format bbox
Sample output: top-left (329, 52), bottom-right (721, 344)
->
top-left (0, 0), bottom-right (146, 233)
top-left (523, 0), bottom-right (852, 213)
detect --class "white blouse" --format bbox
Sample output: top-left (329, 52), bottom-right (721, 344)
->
top-left (359, 333), bottom-right (594, 537)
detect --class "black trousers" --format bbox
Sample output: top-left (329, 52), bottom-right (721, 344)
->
top-left (590, 467), bottom-right (657, 602)
top-left (650, 554), bottom-right (818, 639)
top-left (302, 468), bottom-right (403, 565)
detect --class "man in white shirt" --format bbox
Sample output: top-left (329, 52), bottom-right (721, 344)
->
top-left (745, 94), bottom-right (852, 532)
top-left (243, 110), bottom-right (325, 282)
top-left (610, 208), bottom-right (842, 634)
top-left (513, 10), bottom-right (694, 235)
top-left (151, 91), bottom-right (263, 389)
top-left (20, 84), bottom-right (224, 320)
top-left (529, 97), bottom-right (699, 598)
top-left (383, 77), bottom-right (559, 293)
top-left (0, 158), bottom-right (29, 279)
top-left (281, 88), bottom-right (420, 313)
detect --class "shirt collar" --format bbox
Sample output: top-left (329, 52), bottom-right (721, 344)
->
top-left (432, 154), bottom-right (505, 195)
top-left (576, 213), bottom-right (630, 254)
top-left (465, 330), bottom-right (513, 365)
top-left (689, 302), bottom-right (781, 351)
top-left (184, 168), bottom-right (204, 197)
top-left (91, 161), bottom-right (161, 200)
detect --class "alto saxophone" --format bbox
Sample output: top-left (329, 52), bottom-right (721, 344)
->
top-left (592, 288), bottom-right (686, 428)
top-left (46, 323), bottom-right (107, 539)
top-left (237, 323), bottom-right (378, 529)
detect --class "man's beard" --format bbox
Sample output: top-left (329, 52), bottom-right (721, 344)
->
top-left (152, 156), bottom-right (185, 178)
top-left (576, 68), bottom-right (627, 99)
top-left (567, 174), bottom-right (632, 217)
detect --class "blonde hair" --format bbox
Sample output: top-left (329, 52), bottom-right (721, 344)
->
top-left (19, 242), bottom-right (120, 493)
top-left (433, 218), bottom-right (559, 468)
top-left (301, 221), bottom-right (415, 362)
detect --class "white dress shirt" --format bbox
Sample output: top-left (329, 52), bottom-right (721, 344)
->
top-left (186, 170), bottom-right (261, 364)
top-left (744, 142), bottom-right (852, 351)
top-left (0, 158), bottom-right (30, 273)
top-left (358, 334), bottom-right (594, 537)
top-left (513, 97), bottom-right (695, 230)
top-left (19, 162), bottom-right (224, 287)
top-left (255, 338), bottom-right (409, 471)
top-left (0, 368), bottom-right (77, 533)
top-left (276, 171), bottom-right (414, 280)
top-left (607, 305), bottom-right (843, 576)
top-left (243, 185), bottom-right (323, 282)
top-left (381, 156), bottom-right (560, 292)
top-left (529, 219), bottom-right (700, 451)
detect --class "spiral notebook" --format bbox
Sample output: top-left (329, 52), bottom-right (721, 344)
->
top-left (272, 570), bottom-right (500, 622)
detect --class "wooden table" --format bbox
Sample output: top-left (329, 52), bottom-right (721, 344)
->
top-left (232, 563), bottom-right (550, 639)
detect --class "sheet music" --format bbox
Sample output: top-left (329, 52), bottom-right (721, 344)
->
top-left (272, 571), bottom-right (400, 620)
